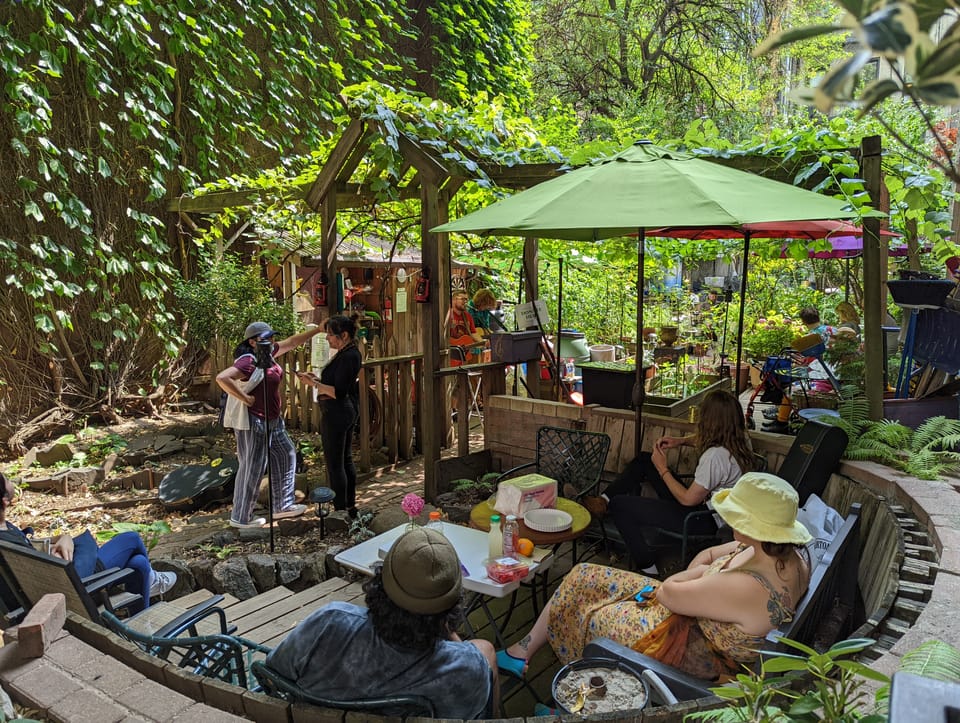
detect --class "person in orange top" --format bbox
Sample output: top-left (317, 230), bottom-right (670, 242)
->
top-left (447, 290), bottom-right (484, 366)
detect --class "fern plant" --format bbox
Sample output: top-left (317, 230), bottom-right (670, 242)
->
top-left (827, 399), bottom-right (960, 480)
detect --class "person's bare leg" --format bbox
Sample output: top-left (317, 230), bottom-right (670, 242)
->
top-left (468, 638), bottom-right (500, 716)
top-left (505, 596), bottom-right (552, 662)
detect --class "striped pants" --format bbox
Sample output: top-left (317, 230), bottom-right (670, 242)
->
top-left (232, 414), bottom-right (296, 524)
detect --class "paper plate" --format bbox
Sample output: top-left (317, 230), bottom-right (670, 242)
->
top-left (524, 508), bottom-right (573, 533)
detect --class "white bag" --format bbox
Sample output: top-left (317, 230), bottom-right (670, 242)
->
top-left (222, 363), bottom-right (264, 431)
top-left (796, 493), bottom-right (844, 568)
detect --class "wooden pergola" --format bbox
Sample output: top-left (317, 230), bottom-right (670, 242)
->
top-left (170, 121), bottom-right (890, 498)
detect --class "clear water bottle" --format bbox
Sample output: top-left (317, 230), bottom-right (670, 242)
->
top-left (502, 514), bottom-right (520, 559)
top-left (426, 510), bottom-right (444, 536)
top-left (488, 514), bottom-right (503, 559)
top-left (565, 357), bottom-right (575, 378)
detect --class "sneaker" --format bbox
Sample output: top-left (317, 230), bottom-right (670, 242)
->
top-left (149, 570), bottom-right (177, 598)
top-left (230, 517), bottom-right (267, 529)
top-left (272, 504), bottom-right (307, 519)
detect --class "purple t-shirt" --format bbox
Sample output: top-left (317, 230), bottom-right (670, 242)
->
top-left (234, 348), bottom-right (284, 420)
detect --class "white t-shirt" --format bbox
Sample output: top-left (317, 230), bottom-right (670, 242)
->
top-left (693, 445), bottom-right (743, 496)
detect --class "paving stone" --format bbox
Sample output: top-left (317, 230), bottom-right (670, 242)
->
top-left (168, 703), bottom-right (248, 722)
top-left (242, 689), bottom-right (291, 721)
top-left (199, 677), bottom-right (248, 716)
top-left (76, 655), bottom-right (145, 696)
top-left (45, 630), bottom-right (102, 669)
top-left (47, 686), bottom-right (128, 723)
top-left (0, 641), bottom-right (43, 682)
top-left (7, 662), bottom-right (81, 709)
top-left (116, 679), bottom-right (193, 721)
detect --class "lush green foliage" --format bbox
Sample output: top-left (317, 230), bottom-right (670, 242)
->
top-left (94, 521), bottom-right (171, 551)
top-left (174, 254), bottom-right (298, 352)
top-left (756, 0), bottom-right (960, 185)
top-left (0, 1), bottom-right (531, 442)
top-left (687, 637), bottom-right (887, 723)
top-left (527, 0), bottom-right (847, 141)
top-left (829, 401), bottom-right (960, 479)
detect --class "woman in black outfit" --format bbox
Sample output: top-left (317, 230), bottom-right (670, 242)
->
top-left (298, 315), bottom-right (363, 516)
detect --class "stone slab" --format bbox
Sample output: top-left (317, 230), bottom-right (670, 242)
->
top-left (115, 678), bottom-right (193, 721)
top-left (47, 686), bottom-right (128, 723)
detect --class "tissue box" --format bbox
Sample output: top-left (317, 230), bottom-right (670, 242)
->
top-left (494, 473), bottom-right (557, 518)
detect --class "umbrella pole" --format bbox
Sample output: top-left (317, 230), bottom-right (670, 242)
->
top-left (734, 232), bottom-right (751, 395)
top-left (634, 229), bottom-right (646, 456)
top-left (557, 257), bottom-right (564, 401)
top-left (845, 257), bottom-right (850, 302)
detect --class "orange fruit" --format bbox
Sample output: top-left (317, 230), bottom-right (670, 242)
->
top-left (517, 538), bottom-right (535, 557)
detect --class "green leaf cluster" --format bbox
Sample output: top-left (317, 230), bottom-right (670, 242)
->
top-left (0, 1), bottom-right (533, 429)
top-left (829, 404), bottom-right (960, 479)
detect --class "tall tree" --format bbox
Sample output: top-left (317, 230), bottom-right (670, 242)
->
top-left (527, 0), bottom-right (844, 139)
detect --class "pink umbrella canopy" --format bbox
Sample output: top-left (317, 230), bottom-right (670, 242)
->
top-left (648, 219), bottom-right (895, 240)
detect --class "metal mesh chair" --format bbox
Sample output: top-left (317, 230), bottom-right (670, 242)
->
top-left (498, 425), bottom-right (611, 502)
top-left (251, 660), bottom-right (436, 716)
top-left (102, 609), bottom-right (268, 689)
top-left (498, 425), bottom-right (611, 565)
top-left (638, 452), bottom-right (769, 564)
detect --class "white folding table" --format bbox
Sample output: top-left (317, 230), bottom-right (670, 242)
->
top-left (335, 523), bottom-right (551, 645)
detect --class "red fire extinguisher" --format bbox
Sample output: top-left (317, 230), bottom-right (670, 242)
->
top-left (415, 267), bottom-right (430, 303)
top-left (314, 272), bottom-right (328, 307)
top-left (383, 297), bottom-right (393, 322)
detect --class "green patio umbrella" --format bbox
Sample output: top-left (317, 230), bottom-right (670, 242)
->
top-left (434, 141), bottom-right (875, 447)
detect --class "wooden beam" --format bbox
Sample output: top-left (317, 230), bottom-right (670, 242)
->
top-left (861, 135), bottom-right (884, 420)
top-left (420, 182), bottom-right (450, 500)
top-left (396, 133), bottom-right (448, 186)
top-left (304, 118), bottom-right (368, 210)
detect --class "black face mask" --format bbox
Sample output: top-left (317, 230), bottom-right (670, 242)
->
top-left (255, 339), bottom-right (274, 369)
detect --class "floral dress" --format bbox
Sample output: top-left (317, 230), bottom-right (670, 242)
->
top-left (547, 555), bottom-right (797, 680)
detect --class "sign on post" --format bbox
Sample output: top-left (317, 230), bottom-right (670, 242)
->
top-left (515, 300), bottom-right (550, 329)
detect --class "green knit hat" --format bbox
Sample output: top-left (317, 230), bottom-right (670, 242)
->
top-left (382, 528), bottom-right (462, 614)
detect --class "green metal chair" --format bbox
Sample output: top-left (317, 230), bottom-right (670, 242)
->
top-left (497, 425), bottom-right (612, 504)
top-left (250, 660), bottom-right (436, 716)
top-left (102, 609), bottom-right (268, 689)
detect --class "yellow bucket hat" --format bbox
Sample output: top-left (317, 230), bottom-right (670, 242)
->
top-left (712, 472), bottom-right (812, 545)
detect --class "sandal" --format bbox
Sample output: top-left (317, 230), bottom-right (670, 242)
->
top-left (496, 649), bottom-right (528, 678)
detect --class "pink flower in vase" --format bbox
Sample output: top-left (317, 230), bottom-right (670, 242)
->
top-left (401, 493), bottom-right (425, 525)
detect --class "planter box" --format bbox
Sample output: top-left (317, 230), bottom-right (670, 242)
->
top-left (580, 361), bottom-right (730, 415)
top-left (489, 331), bottom-right (541, 363)
top-left (644, 377), bottom-right (732, 417)
top-left (887, 279), bottom-right (956, 309)
top-left (883, 395), bottom-right (959, 429)
top-left (580, 361), bottom-right (641, 409)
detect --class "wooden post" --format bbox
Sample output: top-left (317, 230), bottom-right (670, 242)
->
top-left (861, 135), bottom-right (884, 421)
top-left (421, 183), bottom-right (450, 499)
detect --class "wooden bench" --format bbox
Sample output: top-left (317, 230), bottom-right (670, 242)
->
top-left (583, 503), bottom-right (863, 704)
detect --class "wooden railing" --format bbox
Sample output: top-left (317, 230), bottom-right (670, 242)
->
top-left (209, 341), bottom-right (520, 471)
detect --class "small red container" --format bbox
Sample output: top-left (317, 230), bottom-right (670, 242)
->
top-left (484, 558), bottom-right (530, 584)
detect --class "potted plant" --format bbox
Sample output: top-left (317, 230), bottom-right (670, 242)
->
top-left (742, 313), bottom-right (800, 360)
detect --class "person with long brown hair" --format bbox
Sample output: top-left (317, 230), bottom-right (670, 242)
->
top-left (599, 389), bottom-right (754, 573)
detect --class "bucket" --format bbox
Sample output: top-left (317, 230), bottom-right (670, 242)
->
top-left (556, 330), bottom-right (591, 365)
top-left (589, 344), bottom-right (616, 361)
